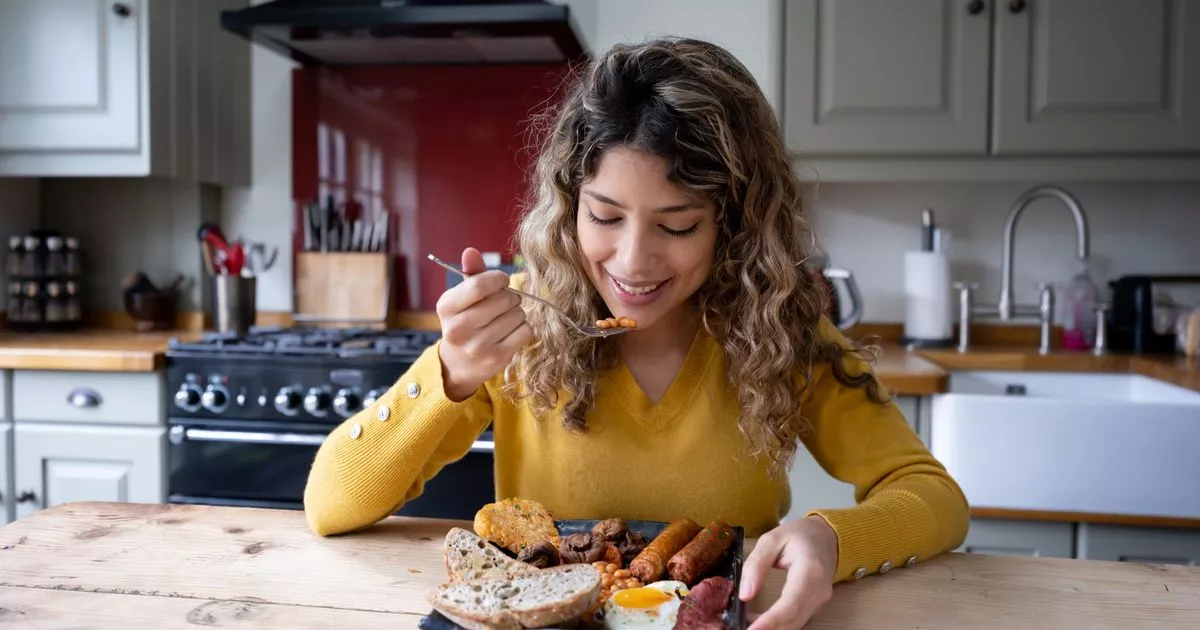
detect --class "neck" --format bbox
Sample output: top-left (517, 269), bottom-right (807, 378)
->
top-left (614, 305), bottom-right (700, 360)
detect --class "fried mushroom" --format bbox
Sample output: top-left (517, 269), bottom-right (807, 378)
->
top-left (558, 532), bottom-right (608, 564)
top-left (516, 540), bottom-right (561, 568)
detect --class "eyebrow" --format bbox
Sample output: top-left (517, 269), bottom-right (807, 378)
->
top-left (582, 189), bottom-right (703, 214)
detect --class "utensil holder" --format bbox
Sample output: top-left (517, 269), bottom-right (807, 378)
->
top-left (210, 275), bottom-right (257, 334)
top-left (292, 252), bottom-right (391, 328)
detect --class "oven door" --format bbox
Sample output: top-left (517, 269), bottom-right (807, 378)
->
top-left (167, 417), bottom-right (496, 520)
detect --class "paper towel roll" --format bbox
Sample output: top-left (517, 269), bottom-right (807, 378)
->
top-left (903, 250), bottom-right (953, 343)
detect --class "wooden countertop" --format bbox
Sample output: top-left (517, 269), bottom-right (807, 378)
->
top-left (0, 502), bottom-right (1196, 629)
top-left (0, 330), bottom-right (201, 372)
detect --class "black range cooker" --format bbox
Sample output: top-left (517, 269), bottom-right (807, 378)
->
top-left (164, 326), bottom-right (495, 520)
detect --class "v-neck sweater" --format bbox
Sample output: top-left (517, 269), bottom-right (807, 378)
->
top-left (303, 318), bottom-right (970, 583)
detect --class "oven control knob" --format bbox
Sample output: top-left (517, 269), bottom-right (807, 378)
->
top-left (201, 385), bottom-right (229, 413)
top-left (173, 385), bottom-right (202, 412)
top-left (363, 388), bottom-right (388, 408)
top-left (303, 387), bottom-right (332, 417)
top-left (333, 388), bottom-right (362, 418)
top-left (274, 387), bottom-right (302, 416)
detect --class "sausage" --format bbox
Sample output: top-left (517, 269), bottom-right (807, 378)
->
top-left (667, 521), bottom-right (735, 585)
top-left (629, 518), bottom-right (703, 583)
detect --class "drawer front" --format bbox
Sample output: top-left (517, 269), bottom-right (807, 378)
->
top-left (13, 370), bottom-right (163, 426)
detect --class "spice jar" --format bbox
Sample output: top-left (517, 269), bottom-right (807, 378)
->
top-left (64, 237), bottom-right (81, 277)
top-left (45, 282), bottom-right (66, 323)
top-left (65, 280), bottom-right (82, 323)
top-left (19, 281), bottom-right (42, 324)
top-left (6, 281), bottom-right (23, 323)
top-left (5, 236), bottom-right (23, 278)
top-left (45, 236), bottom-right (66, 277)
top-left (20, 236), bottom-right (42, 277)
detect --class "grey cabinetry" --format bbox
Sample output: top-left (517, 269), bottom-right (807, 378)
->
top-left (1078, 524), bottom-right (1200, 565)
top-left (992, 0), bottom-right (1200, 154)
top-left (958, 518), bottom-right (1075, 558)
top-left (1, 423), bottom-right (11, 525)
top-left (783, 0), bottom-right (991, 154)
top-left (783, 0), bottom-right (1200, 158)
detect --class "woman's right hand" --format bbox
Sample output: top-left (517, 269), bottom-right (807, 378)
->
top-left (436, 247), bottom-right (532, 401)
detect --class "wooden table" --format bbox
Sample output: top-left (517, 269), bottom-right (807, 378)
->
top-left (1, 502), bottom-right (1197, 629)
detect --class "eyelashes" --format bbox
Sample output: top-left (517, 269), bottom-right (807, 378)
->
top-left (584, 210), bottom-right (700, 238)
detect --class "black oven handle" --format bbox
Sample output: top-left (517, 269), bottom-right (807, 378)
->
top-left (169, 426), bottom-right (496, 453)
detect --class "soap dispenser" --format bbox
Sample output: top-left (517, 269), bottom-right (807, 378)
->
top-left (1060, 259), bottom-right (1102, 351)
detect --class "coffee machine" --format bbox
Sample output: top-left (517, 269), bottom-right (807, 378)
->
top-left (1107, 274), bottom-right (1200, 354)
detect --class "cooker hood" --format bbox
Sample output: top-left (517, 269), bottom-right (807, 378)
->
top-left (220, 0), bottom-right (587, 66)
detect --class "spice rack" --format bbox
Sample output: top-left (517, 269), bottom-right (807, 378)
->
top-left (4, 230), bottom-right (84, 332)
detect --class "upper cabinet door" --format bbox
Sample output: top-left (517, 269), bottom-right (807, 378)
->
top-left (783, 0), bottom-right (992, 155)
top-left (0, 0), bottom-right (141, 152)
top-left (992, 0), bottom-right (1200, 154)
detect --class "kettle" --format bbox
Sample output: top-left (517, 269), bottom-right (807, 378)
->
top-left (807, 253), bottom-right (863, 331)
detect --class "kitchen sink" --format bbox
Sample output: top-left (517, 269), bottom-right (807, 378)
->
top-left (930, 371), bottom-right (1200, 520)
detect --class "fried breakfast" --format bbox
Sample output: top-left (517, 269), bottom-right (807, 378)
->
top-left (426, 498), bottom-right (742, 629)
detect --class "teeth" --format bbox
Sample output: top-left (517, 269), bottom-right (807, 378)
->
top-left (614, 279), bottom-right (663, 295)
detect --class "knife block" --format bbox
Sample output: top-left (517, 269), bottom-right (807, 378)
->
top-left (293, 252), bottom-right (391, 328)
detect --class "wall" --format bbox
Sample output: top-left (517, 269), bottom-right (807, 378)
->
top-left (0, 178), bottom-right (41, 309)
top-left (810, 182), bottom-right (1200, 323)
top-left (40, 178), bottom-right (220, 312)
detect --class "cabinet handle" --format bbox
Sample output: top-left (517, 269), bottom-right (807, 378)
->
top-left (113, 3), bottom-right (132, 18)
top-left (16, 490), bottom-right (36, 504)
top-left (1008, 0), bottom-right (1027, 13)
top-left (66, 387), bottom-right (102, 408)
top-left (967, 0), bottom-right (986, 15)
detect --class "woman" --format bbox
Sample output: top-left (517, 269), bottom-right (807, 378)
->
top-left (304, 37), bottom-right (969, 629)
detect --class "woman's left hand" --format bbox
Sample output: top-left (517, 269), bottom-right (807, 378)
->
top-left (737, 515), bottom-right (839, 630)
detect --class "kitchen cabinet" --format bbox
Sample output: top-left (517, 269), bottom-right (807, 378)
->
top-left (992, 0), bottom-right (1200, 155)
top-left (0, 0), bottom-right (250, 185)
top-left (1, 423), bottom-right (11, 526)
top-left (786, 395), bottom-right (925, 518)
top-left (5, 369), bottom-right (167, 522)
top-left (12, 423), bottom-right (165, 522)
top-left (958, 518), bottom-right (1076, 558)
top-left (1077, 523), bottom-right (1200, 566)
top-left (781, 0), bottom-right (1200, 180)
top-left (783, 0), bottom-right (991, 155)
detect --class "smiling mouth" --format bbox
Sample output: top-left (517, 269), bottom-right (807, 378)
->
top-left (608, 273), bottom-right (671, 299)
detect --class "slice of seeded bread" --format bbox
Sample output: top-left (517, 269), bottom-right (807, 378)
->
top-left (444, 527), bottom-right (540, 582)
top-left (429, 563), bottom-right (602, 630)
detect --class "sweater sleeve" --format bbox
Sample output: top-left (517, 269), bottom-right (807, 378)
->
top-left (799, 319), bottom-right (970, 583)
top-left (303, 340), bottom-right (494, 536)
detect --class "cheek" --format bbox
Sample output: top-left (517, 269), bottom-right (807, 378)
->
top-left (575, 222), bottom-right (610, 266)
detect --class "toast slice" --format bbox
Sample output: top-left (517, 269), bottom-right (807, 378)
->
top-left (444, 527), bottom-right (540, 582)
top-left (473, 498), bottom-right (560, 556)
top-left (429, 564), bottom-right (602, 630)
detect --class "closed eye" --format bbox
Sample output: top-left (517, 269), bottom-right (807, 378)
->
top-left (585, 210), bottom-right (620, 226)
top-left (662, 223), bottom-right (700, 237)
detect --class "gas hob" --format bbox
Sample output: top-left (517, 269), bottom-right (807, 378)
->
top-left (165, 326), bottom-right (442, 422)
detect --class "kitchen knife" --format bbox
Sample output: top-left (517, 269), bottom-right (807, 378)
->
top-left (921, 208), bottom-right (935, 252)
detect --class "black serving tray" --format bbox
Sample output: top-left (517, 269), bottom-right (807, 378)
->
top-left (418, 519), bottom-right (747, 630)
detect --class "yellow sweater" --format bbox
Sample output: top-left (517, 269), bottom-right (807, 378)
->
top-left (303, 318), bottom-right (969, 583)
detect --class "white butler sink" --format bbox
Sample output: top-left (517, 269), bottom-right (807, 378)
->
top-left (930, 371), bottom-right (1200, 520)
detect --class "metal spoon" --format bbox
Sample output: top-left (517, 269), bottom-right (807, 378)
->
top-left (426, 254), bottom-right (633, 339)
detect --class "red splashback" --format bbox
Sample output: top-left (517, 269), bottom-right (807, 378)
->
top-left (292, 64), bottom-right (571, 312)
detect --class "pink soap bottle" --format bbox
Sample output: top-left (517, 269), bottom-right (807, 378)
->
top-left (1060, 260), bottom-right (1101, 351)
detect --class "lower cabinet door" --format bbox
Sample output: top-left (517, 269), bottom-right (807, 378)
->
top-left (13, 423), bottom-right (165, 521)
top-left (1078, 524), bottom-right (1200, 566)
top-left (0, 424), bottom-right (11, 525)
top-left (957, 518), bottom-right (1075, 558)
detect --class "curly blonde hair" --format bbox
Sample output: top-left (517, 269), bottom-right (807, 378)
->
top-left (503, 37), bottom-right (888, 474)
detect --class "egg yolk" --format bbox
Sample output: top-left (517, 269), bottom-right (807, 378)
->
top-left (612, 587), bottom-right (674, 609)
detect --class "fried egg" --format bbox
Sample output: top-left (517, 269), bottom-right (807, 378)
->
top-left (602, 580), bottom-right (690, 630)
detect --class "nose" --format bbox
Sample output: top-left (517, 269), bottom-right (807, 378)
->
top-left (614, 223), bottom-right (658, 277)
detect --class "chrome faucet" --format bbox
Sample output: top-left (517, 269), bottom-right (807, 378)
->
top-left (955, 185), bottom-right (1091, 355)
